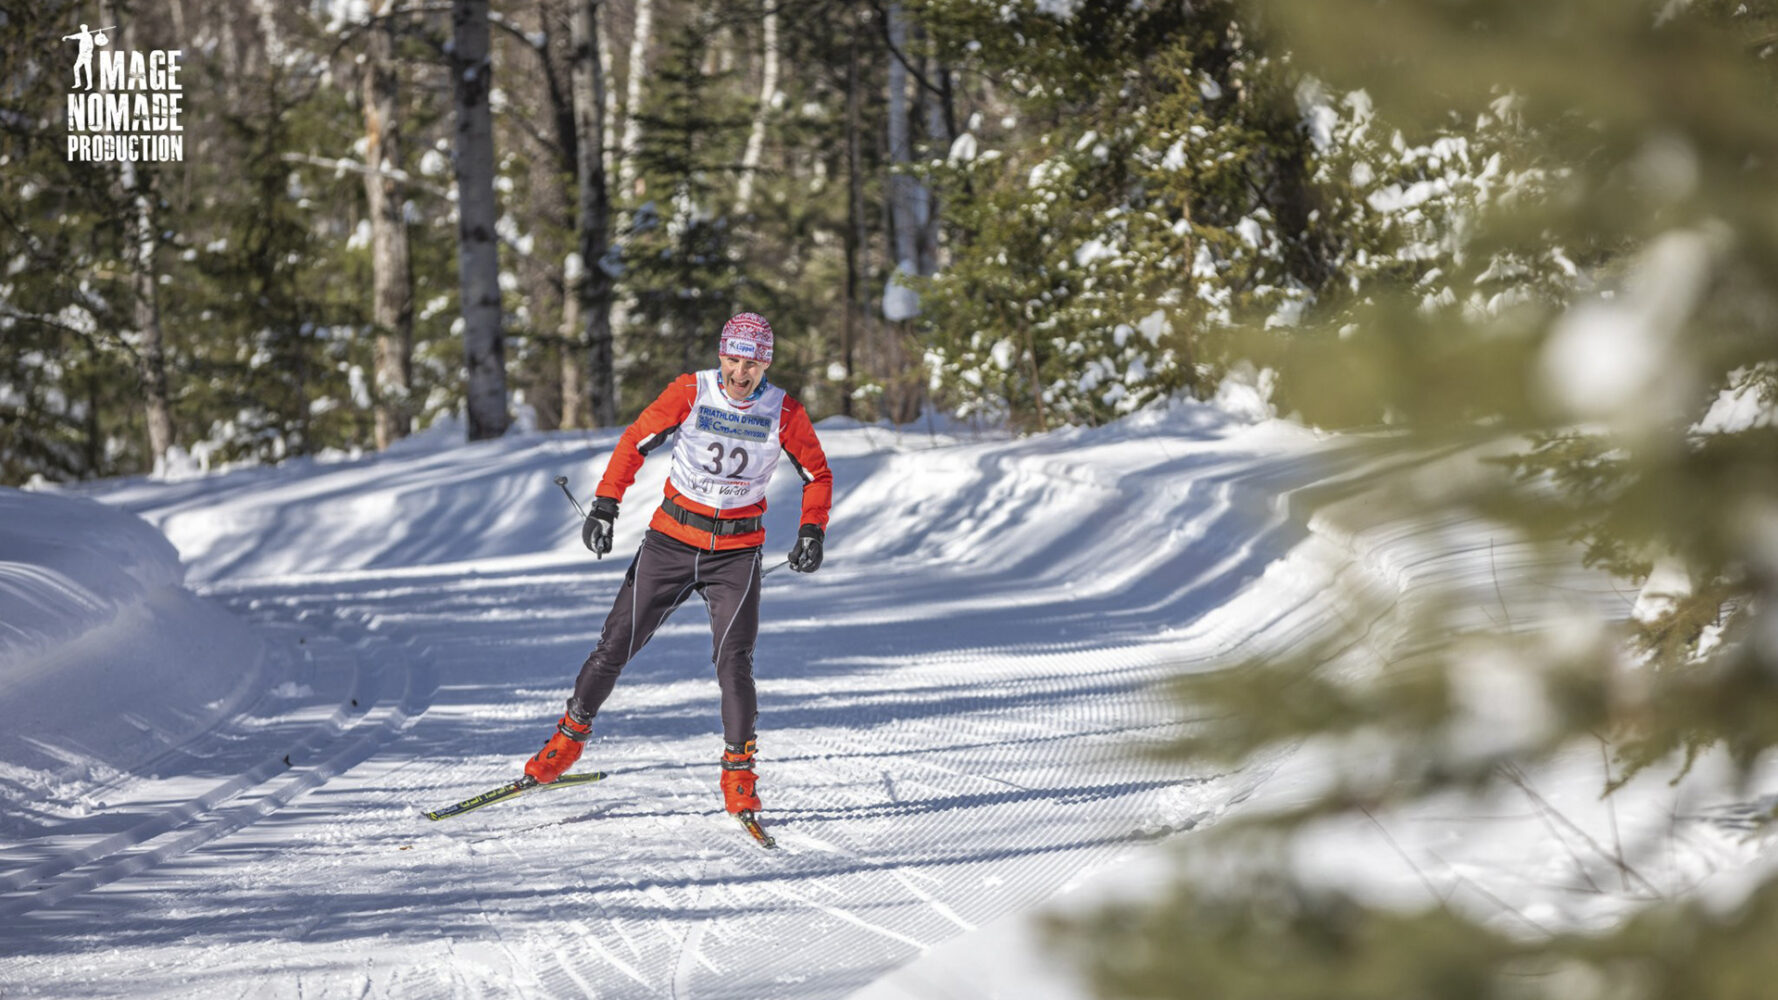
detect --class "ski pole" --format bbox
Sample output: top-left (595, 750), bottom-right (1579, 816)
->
top-left (761, 558), bottom-right (791, 577)
top-left (553, 475), bottom-right (588, 519)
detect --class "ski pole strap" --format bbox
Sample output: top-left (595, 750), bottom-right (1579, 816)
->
top-left (661, 496), bottom-right (761, 536)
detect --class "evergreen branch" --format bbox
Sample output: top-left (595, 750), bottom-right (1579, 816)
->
top-left (1358, 805), bottom-right (1453, 908)
top-left (324, 3), bottom-right (455, 66)
top-left (1597, 734), bottom-right (1633, 893)
top-left (0, 203), bottom-right (59, 269)
top-left (1501, 765), bottom-right (1662, 898)
top-left (498, 230), bottom-right (539, 264)
top-left (699, 0), bottom-right (820, 36)
top-left (1488, 537), bottom-right (1515, 632)
top-left (279, 152), bottom-right (455, 201)
top-left (1432, 855), bottom-right (1557, 936)
top-left (487, 9), bottom-right (553, 52)
top-left (0, 305), bottom-right (143, 367)
top-left (327, 2), bottom-right (455, 50)
top-left (504, 103), bottom-right (565, 163)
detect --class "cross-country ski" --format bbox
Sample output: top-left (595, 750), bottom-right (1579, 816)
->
top-left (423, 771), bottom-right (608, 821)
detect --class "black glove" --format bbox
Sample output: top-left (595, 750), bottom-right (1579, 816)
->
top-left (787, 524), bottom-right (824, 573)
top-left (582, 496), bottom-right (618, 557)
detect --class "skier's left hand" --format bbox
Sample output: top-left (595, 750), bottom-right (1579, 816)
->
top-left (787, 524), bottom-right (824, 573)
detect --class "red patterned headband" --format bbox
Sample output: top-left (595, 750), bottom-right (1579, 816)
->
top-left (719, 313), bottom-right (774, 364)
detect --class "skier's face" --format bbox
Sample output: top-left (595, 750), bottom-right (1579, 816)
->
top-left (720, 355), bottom-right (769, 400)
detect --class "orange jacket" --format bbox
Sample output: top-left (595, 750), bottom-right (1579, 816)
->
top-left (595, 373), bottom-right (833, 551)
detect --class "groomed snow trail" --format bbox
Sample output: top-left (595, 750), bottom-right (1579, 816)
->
top-left (3, 407), bottom-right (1372, 998)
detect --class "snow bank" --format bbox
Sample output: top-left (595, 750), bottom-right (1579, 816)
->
top-left (857, 438), bottom-right (1774, 998)
top-left (0, 489), bottom-right (264, 802)
top-left (1, 488), bottom-right (184, 659)
top-left (96, 426), bottom-right (629, 582)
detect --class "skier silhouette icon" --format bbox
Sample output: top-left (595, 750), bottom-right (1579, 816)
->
top-left (62, 24), bottom-right (114, 90)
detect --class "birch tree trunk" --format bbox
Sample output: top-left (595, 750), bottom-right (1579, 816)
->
top-left (598, 0), bottom-right (618, 181)
top-left (571, 0), bottom-right (617, 426)
top-left (735, 3), bottom-right (779, 213)
top-left (116, 7), bottom-right (174, 467)
top-left (885, 2), bottom-right (921, 275)
top-left (451, 0), bottom-right (510, 440)
top-left (124, 168), bottom-right (175, 467)
top-left (616, 0), bottom-right (654, 199)
top-left (362, 2), bottom-right (414, 449)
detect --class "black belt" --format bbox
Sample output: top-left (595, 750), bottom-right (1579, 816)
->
top-left (661, 496), bottom-right (761, 535)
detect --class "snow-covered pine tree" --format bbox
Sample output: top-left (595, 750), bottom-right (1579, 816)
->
top-left (1061, 1), bottom-right (1778, 997)
top-left (911, 1), bottom-right (1383, 429)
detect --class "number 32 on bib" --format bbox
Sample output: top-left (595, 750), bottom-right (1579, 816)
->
top-left (669, 371), bottom-right (786, 509)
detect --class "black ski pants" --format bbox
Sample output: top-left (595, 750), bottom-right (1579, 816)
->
top-left (572, 529), bottom-right (763, 744)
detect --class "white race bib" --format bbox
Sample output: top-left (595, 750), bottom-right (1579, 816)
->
top-left (667, 371), bottom-right (786, 510)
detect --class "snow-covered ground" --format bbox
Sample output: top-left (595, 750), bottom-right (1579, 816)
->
top-left (2, 402), bottom-right (1772, 998)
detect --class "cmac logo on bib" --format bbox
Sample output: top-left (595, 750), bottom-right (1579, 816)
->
top-left (694, 406), bottom-right (772, 442)
top-left (62, 21), bottom-right (185, 163)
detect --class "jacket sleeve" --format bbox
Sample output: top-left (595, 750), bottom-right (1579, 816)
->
top-left (595, 374), bottom-right (697, 502)
top-left (778, 397), bottom-right (833, 530)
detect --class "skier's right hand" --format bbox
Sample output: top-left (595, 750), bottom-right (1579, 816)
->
top-left (582, 496), bottom-right (618, 557)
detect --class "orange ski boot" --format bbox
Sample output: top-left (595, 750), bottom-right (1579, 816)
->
top-left (720, 739), bottom-right (762, 814)
top-left (524, 700), bottom-right (592, 783)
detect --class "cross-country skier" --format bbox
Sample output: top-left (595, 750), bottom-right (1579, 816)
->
top-left (524, 313), bottom-right (833, 822)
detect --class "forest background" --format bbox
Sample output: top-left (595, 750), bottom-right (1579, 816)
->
top-left (2, 0), bottom-right (1582, 480)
